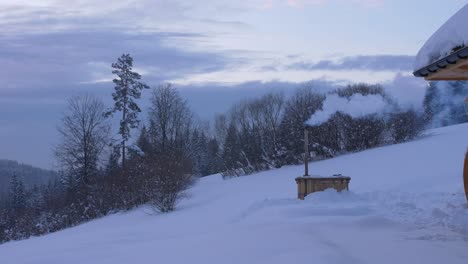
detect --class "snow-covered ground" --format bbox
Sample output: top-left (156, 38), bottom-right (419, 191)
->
top-left (2, 124), bottom-right (468, 264)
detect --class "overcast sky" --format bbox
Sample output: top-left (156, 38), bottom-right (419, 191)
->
top-left (0, 0), bottom-right (466, 169)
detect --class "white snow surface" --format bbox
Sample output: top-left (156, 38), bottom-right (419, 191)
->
top-left (306, 94), bottom-right (387, 126)
top-left (414, 4), bottom-right (468, 70)
top-left (2, 124), bottom-right (468, 264)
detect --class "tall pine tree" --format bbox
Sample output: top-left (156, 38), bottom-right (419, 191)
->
top-left (106, 54), bottom-right (149, 170)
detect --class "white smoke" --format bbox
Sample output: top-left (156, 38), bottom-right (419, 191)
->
top-left (429, 81), bottom-right (467, 128)
top-left (306, 94), bottom-right (388, 126)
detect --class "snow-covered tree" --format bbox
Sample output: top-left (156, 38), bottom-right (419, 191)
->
top-left (136, 126), bottom-right (151, 155)
top-left (105, 54), bottom-right (149, 170)
top-left (105, 145), bottom-right (121, 176)
top-left (190, 129), bottom-right (210, 176)
top-left (206, 138), bottom-right (223, 175)
top-left (9, 174), bottom-right (26, 213)
top-left (222, 123), bottom-right (242, 173)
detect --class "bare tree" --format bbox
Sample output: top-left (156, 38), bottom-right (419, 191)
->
top-left (55, 94), bottom-right (111, 189)
top-left (279, 86), bottom-right (325, 163)
top-left (221, 92), bottom-right (285, 171)
top-left (145, 84), bottom-right (194, 212)
top-left (214, 114), bottom-right (228, 147)
top-left (149, 83), bottom-right (193, 152)
top-left (255, 92), bottom-right (284, 162)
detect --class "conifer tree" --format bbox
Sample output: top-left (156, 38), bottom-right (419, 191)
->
top-left (105, 145), bottom-right (121, 176)
top-left (106, 54), bottom-right (149, 170)
top-left (9, 174), bottom-right (26, 213)
top-left (222, 123), bottom-right (242, 173)
top-left (136, 126), bottom-right (151, 155)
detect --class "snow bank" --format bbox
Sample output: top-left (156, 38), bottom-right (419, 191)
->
top-left (306, 94), bottom-right (387, 126)
top-left (414, 4), bottom-right (468, 70)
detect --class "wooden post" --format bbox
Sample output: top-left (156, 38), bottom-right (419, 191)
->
top-left (304, 128), bottom-right (309, 176)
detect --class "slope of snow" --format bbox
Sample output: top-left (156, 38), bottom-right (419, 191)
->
top-left (414, 4), bottom-right (468, 70)
top-left (1, 124), bottom-right (468, 264)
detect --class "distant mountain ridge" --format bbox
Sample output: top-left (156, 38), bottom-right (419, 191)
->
top-left (0, 159), bottom-right (57, 194)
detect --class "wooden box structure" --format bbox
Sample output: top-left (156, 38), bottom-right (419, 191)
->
top-left (296, 127), bottom-right (351, 200)
top-left (295, 176), bottom-right (351, 200)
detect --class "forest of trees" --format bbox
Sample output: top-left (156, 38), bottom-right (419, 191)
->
top-left (0, 55), bottom-right (428, 244)
top-left (217, 84), bottom-right (425, 176)
top-left (0, 160), bottom-right (57, 195)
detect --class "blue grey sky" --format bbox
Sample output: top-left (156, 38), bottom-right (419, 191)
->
top-left (0, 0), bottom-right (466, 169)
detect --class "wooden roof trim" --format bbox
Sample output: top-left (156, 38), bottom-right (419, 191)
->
top-left (413, 46), bottom-right (468, 79)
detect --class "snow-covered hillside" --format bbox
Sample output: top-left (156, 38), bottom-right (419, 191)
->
top-left (2, 124), bottom-right (468, 264)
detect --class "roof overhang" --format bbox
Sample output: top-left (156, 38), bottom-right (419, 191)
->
top-left (413, 46), bottom-right (468, 81)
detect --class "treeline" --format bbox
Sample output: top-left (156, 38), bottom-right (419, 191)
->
top-left (0, 160), bottom-right (57, 194)
top-left (0, 55), bottom-right (427, 244)
top-left (214, 84), bottom-right (425, 176)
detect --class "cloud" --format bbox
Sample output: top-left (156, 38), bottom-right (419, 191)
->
top-left (261, 0), bottom-right (384, 9)
top-left (287, 55), bottom-right (414, 72)
top-left (0, 0), bottom-right (389, 45)
top-left (0, 1), bottom-right (250, 35)
top-left (0, 0), bottom-right (255, 90)
top-left (0, 30), bottom-right (239, 90)
top-left (286, 0), bottom-right (327, 7)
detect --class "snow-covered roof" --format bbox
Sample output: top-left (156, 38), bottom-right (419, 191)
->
top-left (414, 4), bottom-right (468, 72)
